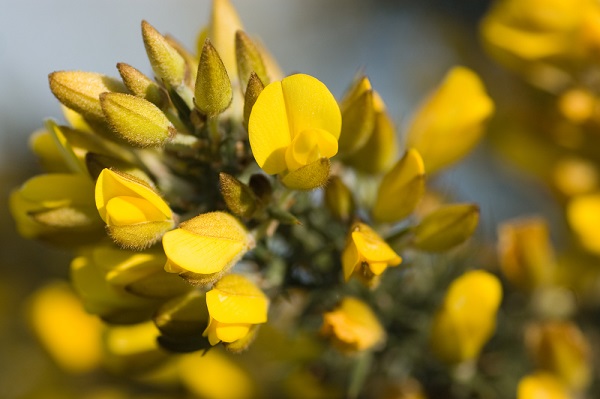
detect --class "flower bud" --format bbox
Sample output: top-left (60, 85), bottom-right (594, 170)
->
top-left (194, 39), bottom-right (233, 116)
top-left (27, 282), bottom-right (103, 373)
top-left (343, 104), bottom-right (399, 174)
top-left (243, 72), bottom-right (264, 128)
top-left (203, 274), bottom-right (269, 352)
top-left (405, 66), bottom-right (494, 174)
top-left (526, 321), bottom-right (591, 390)
top-left (162, 212), bottom-right (254, 286)
top-left (116, 62), bottom-right (166, 107)
top-left (9, 174), bottom-right (104, 246)
top-left (412, 203), bottom-right (479, 252)
top-left (219, 172), bottom-right (258, 218)
top-left (342, 222), bottom-right (401, 286)
top-left (430, 270), bottom-right (502, 365)
top-left (100, 92), bottom-right (177, 147)
top-left (95, 168), bottom-right (174, 250)
top-left (498, 217), bottom-right (557, 292)
top-left (142, 20), bottom-right (187, 88)
top-left (338, 76), bottom-right (376, 156)
top-left (235, 30), bottom-right (269, 94)
top-left (248, 173), bottom-right (272, 205)
top-left (517, 372), bottom-right (570, 399)
top-left (48, 71), bottom-right (127, 122)
top-left (321, 297), bottom-right (386, 352)
top-left (372, 149), bottom-right (425, 223)
top-left (204, 0), bottom-right (244, 77)
top-left (324, 176), bottom-right (355, 222)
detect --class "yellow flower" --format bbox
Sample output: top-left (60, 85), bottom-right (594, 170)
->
top-left (517, 372), bottom-right (571, 399)
top-left (178, 349), bottom-right (255, 399)
top-left (95, 168), bottom-right (174, 249)
top-left (248, 73), bottom-right (341, 190)
top-left (405, 67), bottom-right (494, 174)
top-left (526, 321), bottom-right (591, 390)
top-left (566, 193), bottom-right (600, 254)
top-left (498, 217), bottom-right (557, 292)
top-left (430, 270), bottom-right (502, 365)
top-left (9, 173), bottom-right (104, 246)
top-left (203, 274), bottom-right (269, 352)
top-left (27, 281), bottom-right (103, 374)
top-left (321, 297), bottom-right (386, 352)
top-left (342, 222), bottom-right (401, 286)
top-left (162, 212), bottom-right (254, 285)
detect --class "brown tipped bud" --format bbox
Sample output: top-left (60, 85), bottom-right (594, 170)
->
top-left (141, 20), bottom-right (186, 88)
top-left (235, 30), bottom-right (269, 94)
top-left (194, 39), bottom-right (233, 116)
top-left (249, 173), bottom-right (272, 205)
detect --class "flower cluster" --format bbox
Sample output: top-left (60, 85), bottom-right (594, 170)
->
top-left (12, 0), bottom-right (564, 398)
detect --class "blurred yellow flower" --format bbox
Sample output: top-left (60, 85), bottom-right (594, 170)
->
top-left (342, 222), bottom-right (401, 286)
top-left (321, 296), bottom-right (386, 352)
top-left (178, 349), bottom-right (255, 399)
top-left (405, 66), bottom-right (494, 174)
top-left (248, 73), bottom-right (341, 190)
top-left (203, 274), bottom-right (269, 351)
top-left (526, 321), bottom-right (591, 390)
top-left (28, 281), bottom-right (103, 373)
top-left (95, 168), bottom-right (174, 249)
top-left (517, 372), bottom-right (571, 399)
top-left (163, 212), bottom-right (254, 285)
top-left (498, 217), bottom-right (557, 292)
top-left (567, 193), bottom-right (600, 254)
top-left (430, 270), bottom-right (502, 365)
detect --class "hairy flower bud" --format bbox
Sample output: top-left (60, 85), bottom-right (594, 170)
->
top-left (142, 20), bottom-right (187, 88)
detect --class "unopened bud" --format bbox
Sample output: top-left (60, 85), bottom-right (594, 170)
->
top-left (235, 30), bottom-right (269, 94)
top-left (117, 63), bottom-right (166, 107)
top-left (412, 203), bottom-right (479, 252)
top-left (324, 176), bottom-right (355, 222)
top-left (142, 20), bottom-right (186, 88)
top-left (194, 39), bottom-right (233, 116)
top-left (219, 172), bottom-right (258, 218)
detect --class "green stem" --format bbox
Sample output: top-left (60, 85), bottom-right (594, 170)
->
top-left (207, 115), bottom-right (220, 155)
top-left (348, 351), bottom-right (373, 399)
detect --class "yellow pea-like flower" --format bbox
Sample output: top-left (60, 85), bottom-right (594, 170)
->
top-left (248, 73), bottom-right (341, 190)
top-left (517, 372), bottom-right (570, 399)
top-left (498, 217), bottom-right (557, 292)
top-left (95, 168), bottom-right (174, 250)
top-left (405, 66), bottom-right (494, 174)
top-left (27, 281), bottom-right (103, 374)
top-left (162, 212), bottom-right (254, 286)
top-left (526, 321), bottom-right (591, 391)
top-left (430, 270), bottom-right (502, 365)
top-left (342, 222), bottom-right (401, 286)
top-left (203, 274), bottom-right (269, 352)
top-left (321, 296), bottom-right (386, 353)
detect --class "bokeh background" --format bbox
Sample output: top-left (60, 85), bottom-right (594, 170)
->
top-left (0, 0), bottom-right (564, 397)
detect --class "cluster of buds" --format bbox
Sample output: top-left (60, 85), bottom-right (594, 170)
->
top-left (11, 0), bottom-right (512, 397)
